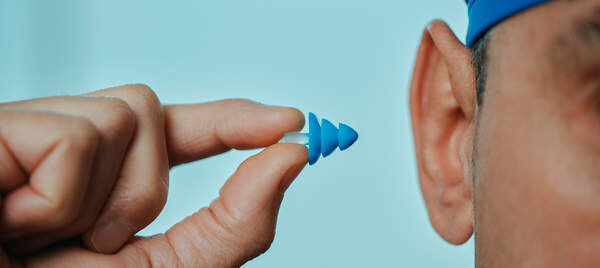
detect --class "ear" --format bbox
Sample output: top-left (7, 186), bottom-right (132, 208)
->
top-left (409, 20), bottom-right (477, 245)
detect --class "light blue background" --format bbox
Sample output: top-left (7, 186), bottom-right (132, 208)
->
top-left (0, 1), bottom-right (473, 267)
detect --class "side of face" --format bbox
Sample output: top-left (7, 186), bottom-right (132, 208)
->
top-left (475, 1), bottom-right (600, 266)
top-left (410, 1), bottom-right (600, 267)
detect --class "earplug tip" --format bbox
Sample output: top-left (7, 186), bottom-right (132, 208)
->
top-left (338, 123), bottom-right (358, 151)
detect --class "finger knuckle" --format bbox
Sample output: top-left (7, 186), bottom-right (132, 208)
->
top-left (208, 199), bottom-right (275, 255)
top-left (194, 206), bottom-right (245, 254)
top-left (126, 178), bottom-right (168, 226)
top-left (144, 180), bottom-right (168, 211)
top-left (95, 97), bottom-right (136, 141)
top-left (43, 197), bottom-right (80, 228)
top-left (63, 116), bottom-right (100, 154)
top-left (192, 204), bottom-right (275, 264)
top-left (255, 229), bottom-right (275, 254)
top-left (123, 84), bottom-right (161, 116)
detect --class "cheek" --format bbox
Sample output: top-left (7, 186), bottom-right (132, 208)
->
top-left (474, 95), bottom-right (600, 264)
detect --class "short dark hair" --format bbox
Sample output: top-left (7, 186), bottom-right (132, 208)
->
top-left (471, 31), bottom-right (491, 105)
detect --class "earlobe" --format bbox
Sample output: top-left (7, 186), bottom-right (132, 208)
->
top-left (409, 20), bottom-right (476, 245)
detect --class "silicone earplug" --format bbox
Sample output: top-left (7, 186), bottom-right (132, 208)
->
top-left (279, 112), bottom-right (358, 165)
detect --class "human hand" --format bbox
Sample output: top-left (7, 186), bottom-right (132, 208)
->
top-left (0, 84), bottom-right (307, 267)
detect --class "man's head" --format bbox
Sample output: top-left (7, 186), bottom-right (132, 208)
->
top-left (410, 0), bottom-right (600, 266)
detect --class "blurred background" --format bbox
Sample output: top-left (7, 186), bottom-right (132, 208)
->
top-left (0, 0), bottom-right (473, 266)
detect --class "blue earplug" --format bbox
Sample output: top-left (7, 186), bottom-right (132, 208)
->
top-left (279, 112), bottom-right (358, 165)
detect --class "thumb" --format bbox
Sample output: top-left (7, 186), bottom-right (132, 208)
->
top-left (121, 143), bottom-right (308, 267)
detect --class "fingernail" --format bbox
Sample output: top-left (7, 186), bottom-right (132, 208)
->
top-left (91, 221), bottom-right (134, 254)
top-left (426, 21), bottom-right (434, 33)
top-left (264, 104), bottom-right (290, 110)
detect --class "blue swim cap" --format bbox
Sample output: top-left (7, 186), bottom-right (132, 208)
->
top-left (466, 0), bottom-right (550, 47)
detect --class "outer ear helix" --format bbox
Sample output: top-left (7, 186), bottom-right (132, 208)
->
top-left (409, 21), bottom-right (475, 245)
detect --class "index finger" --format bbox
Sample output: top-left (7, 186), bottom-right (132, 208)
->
top-left (164, 99), bottom-right (305, 166)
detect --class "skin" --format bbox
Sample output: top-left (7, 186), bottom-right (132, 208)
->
top-left (7, 1), bottom-right (600, 266)
top-left (0, 84), bottom-right (308, 267)
top-left (410, 0), bottom-right (600, 267)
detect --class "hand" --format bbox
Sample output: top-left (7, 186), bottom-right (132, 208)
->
top-left (0, 84), bottom-right (308, 267)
